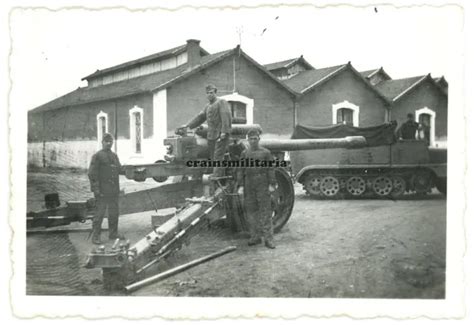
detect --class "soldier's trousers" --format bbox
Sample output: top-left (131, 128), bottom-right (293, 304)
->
top-left (92, 195), bottom-right (119, 239)
top-left (244, 178), bottom-right (273, 241)
top-left (208, 137), bottom-right (229, 177)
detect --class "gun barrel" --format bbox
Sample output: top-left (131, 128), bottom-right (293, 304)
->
top-left (259, 136), bottom-right (367, 151)
top-left (196, 124), bottom-right (263, 138)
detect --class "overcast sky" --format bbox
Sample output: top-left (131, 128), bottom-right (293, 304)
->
top-left (9, 4), bottom-right (463, 111)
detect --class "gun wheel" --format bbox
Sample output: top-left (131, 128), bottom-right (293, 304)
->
top-left (320, 176), bottom-right (340, 197)
top-left (272, 168), bottom-right (295, 233)
top-left (346, 176), bottom-right (366, 196)
top-left (373, 176), bottom-right (393, 197)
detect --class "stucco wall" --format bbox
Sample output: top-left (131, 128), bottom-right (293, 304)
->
top-left (28, 93), bottom-right (154, 142)
top-left (297, 69), bottom-right (389, 127)
top-left (28, 138), bottom-right (163, 169)
top-left (27, 93), bottom-right (155, 168)
top-left (390, 81), bottom-right (448, 143)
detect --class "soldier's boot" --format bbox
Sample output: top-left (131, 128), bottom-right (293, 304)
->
top-left (108, 217), bottom-right (124, 240)
top-left (91, 218), bottom-right (102, 244)
top-left (248, 237), bottom-right (262, 246)
top-left (264, 239), bottom-right (276, 249)
top-left (109, 233), bottom-right (125, 240)
top-left (264, 233), bottom-right (276, 249)
top-left (91, 229), bottom-right (102, 245)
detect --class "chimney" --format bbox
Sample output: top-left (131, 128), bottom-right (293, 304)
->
top-left (186, 39), bottom-right (201, 68)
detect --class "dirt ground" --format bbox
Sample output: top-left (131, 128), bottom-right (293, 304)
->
top-left (26, 168), bottom-right (446, 298)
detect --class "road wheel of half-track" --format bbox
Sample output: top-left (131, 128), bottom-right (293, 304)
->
top-left (320, 176), bottom-right (340, 197)
top-left (373, 176), bottom-right (393, 197)
top-left (303, 173), bottom-right (323, 196)
top-left (413, 170), bottom-right (432, 194)
top-left (390, 176), bottom-right (407, 198)
top-left (435, 177), bottom-right (447, 195)
top-left (346, 176), bottom-right (366, 196)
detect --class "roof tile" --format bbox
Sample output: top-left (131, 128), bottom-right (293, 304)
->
top-left (32, 50), bottom-right (232, 113)
top-left (359, 69), bottom-right (378, 77)
top-left (375, 76), bottom-right (424, 99)
top-left (282, 64), bottom-right (345, 92)
top-left (82, 43), bottom-right (209, 80)
top-left (264, 58), bottom-right (299, 71)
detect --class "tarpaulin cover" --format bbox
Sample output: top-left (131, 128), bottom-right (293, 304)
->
top-left (291, 121), bottom-right (398, 147)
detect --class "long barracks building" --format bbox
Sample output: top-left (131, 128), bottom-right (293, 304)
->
top-left (28, 39), bottom-right (448, 169)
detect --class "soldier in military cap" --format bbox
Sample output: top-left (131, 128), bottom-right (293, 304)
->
top-left (88, 133), bottom-right (122, 244)
top-left (397, 113), bottom-right (421, 140)
top-left (236, 128), bottom-right (277, 249)
top-left (177, 84), bottom-right (232, 177)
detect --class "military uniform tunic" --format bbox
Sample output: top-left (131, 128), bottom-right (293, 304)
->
top-left (237, 146), bottom-right (277, 241)
top-left (88, 149), bottom-right (122, 240)
top-left (187, 97), bottom-right (232, 176)
top-left (398, 120), bottom-right (419, 140)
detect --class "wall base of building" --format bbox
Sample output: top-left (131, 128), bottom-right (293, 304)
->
top-left (28, 138), bottom-right (166, 169)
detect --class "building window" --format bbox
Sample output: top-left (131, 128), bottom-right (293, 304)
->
top-left (221, 93), bottom-right (254, 125)
top-left (229, 101), bottom-right (247, 124)
top-left (129, 106), bottom-right (144, 155)
top-left (415, 107), bottom-right (436, 147)
top-left (419, 113), bottom-right (431, 144)
top-left (336, 108), bottom-right (354, 125)
top-left (133, 112), bottom-right (142, 153)
top-left (332, 100), bottom-right (360, 127)
top-left (96, 111), bottom-right (108, 144)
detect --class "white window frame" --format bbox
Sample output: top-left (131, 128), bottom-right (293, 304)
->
top-left (96, 110), bottom-right (108, 147)
top-left (153, 89), bottom-right (168, 160)
top-left (129, 105), bottom-right (144, 156)
top-left (220, 92), bottom-right (254, 125)
top-left (332, 100), bottom-right (360, 127)
top-left (415, 107), bottom-right (436, 147)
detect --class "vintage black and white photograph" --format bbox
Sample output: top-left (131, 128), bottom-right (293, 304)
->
top-left (7, 0), bottom-right (468, 319)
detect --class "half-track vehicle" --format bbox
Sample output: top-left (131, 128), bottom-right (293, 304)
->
top-left (290, 122), bottom-right (447, 198)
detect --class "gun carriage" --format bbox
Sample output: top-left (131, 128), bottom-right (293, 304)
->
top-left (27, 124), bottom-right (366, 291)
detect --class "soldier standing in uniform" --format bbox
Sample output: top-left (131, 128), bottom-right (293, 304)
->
top-left (237, 129), bottom-right (277, 249)
top-left (397, 113), bottom-right (421, 140)
top-left (88, 133), bottom-right (122, 244)
top-left (177, 84), bottom-right (232, 177)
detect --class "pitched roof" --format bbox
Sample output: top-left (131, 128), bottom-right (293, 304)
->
top-left (82, 42), bottom-right (210, 81)
top-left (360, 67), bottom-right (392, 80)
top-left (282, 64), bottom-right (345, 93)
top-left (359, 69), bottom-right (378, 77)
top-left (375, 76), bottom-right (425, 100)
top-left (31, 47), bottom-right (298, 113)
top-left (435, 76), bottom-right (448, 86)
top-left (222, 49), bottom-right (299, 97)
top-left (283, 62), bottom-right (391, 105)
top-left (264, 58), bottom-right (296, 71)
top-left (264, 55), bottom-right (314, 71)
top-left (32, 50), bottom-right (232, 113)
top-left (376, 74), bottom-right (447, 101)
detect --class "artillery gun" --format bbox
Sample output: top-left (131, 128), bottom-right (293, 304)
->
top-left (28, 124), bottom-right (366, 291)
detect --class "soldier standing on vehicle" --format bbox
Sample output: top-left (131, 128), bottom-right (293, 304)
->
top-left (176, 84), bottom-right (232, 177)
top-left (397, 113), bottom-right (421, 140)
top-left (237, 128), bottom-right (277, 249)
top-left (88, 133), bottom-right (122, 244)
